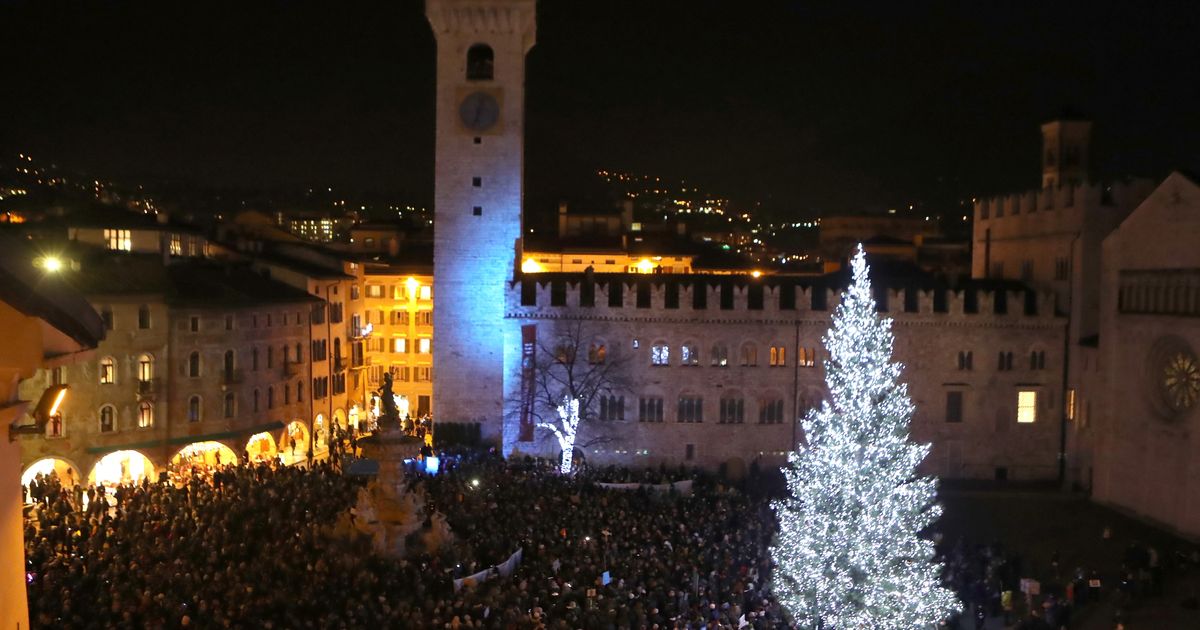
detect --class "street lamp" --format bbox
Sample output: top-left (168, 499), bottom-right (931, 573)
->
top-left (9, 384), bottom-right (68, 441)
top-left (38, 256), bottom-right (62, 272)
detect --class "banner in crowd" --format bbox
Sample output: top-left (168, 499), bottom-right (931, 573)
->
top-left (594, 480), bottom-right (693, 496)
top-left (453, 548), bottom-right (524, 592)
top-left (519, 324), bottom-right (537, 442)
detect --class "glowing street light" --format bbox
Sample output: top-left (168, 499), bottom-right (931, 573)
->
top-left (39, 256), bottom-right (62, 272)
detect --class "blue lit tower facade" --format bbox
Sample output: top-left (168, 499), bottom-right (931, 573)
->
top-left (426, 0), bottom-right (535, 436)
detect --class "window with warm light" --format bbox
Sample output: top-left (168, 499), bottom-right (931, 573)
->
top-left (418, 338), bottom-right (431, 354)
top-left (104, 229), bottom-right (131, 251)
top-left (1067, 388), bottom-right (1077, 422)
top-left (419, 286), bottom-right (431, 300)
top-left (798, 347), bottom-right (816, 368)
top-left (769, 345), bottom-right (786, 367)
top-left (1017, 390), bottom-right (1038, 423)
top-left (711, 344), bottom-right (728, 367)
top-left (99, 357), bottom-right (116, 384)
top-left (393, 338), bottom-right (407, 354)
top-left (138, 402), bottom-right (153, 428)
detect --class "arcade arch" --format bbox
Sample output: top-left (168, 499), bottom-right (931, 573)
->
top-left (246, 431), bottom-right (278, 463)
top-left (280, 420), bottom-right (310, 466)
top-left (170, 441), bottom-right (238, 479)
top-left (89, 450), bottom-right (156, 491)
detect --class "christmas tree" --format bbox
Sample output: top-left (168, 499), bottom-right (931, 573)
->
top-left (771, 246), bottom-right (960, 628)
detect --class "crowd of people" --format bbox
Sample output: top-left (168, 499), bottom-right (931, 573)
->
top-left (24, 448), bottom-right (1192, 629)
top-left (23, 451), bottom-right (787, 629)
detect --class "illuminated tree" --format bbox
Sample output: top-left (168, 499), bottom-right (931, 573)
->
top-left (771, 246), bottom-right (959, 628)
top-left (521, 321), bottom-right (629, 474)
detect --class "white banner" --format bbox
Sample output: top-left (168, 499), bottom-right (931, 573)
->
top-left (453, 548), bottom-right (524, 592)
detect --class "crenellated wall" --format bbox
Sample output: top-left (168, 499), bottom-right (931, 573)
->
top-left (502, 273), bottom-right (1066, 480)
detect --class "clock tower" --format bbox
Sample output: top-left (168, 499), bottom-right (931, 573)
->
top-left (426, 0), bottom-right (535, 436)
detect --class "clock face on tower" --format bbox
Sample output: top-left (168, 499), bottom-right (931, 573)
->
top-left (459, 91), bottom-right (500, 132)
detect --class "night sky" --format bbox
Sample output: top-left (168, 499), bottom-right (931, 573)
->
top-left (2, 0), bottom-right (1198, 218)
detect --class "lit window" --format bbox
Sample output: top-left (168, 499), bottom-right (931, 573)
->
top-left (651, 343), bottom-right (669, 366)
top-left (588, 343), bottom-right (607, 364)
top-left (419, 286), bottom-right (431, 300)
top-left (99, 357), bottom-right (116, 384)
top-left (99, 405), bottom-right (115, 432)
top-left (711, 344), bottom-right (728, 367)
top-left (138, 402), bottom-right (154, 428)
top-left (104, 229), bottom-right (131, 251)
top-left (1066, 388), bottom-right (1077, 422)
top-left (170, 234), bottom-right (182, 256)
top-left (769, 345), bottom-right (786, 367)
top-left (798, 347), bottom-right (816, 368)
top-left (366, 284), bottom-right (383, 298)
top-left (137, 354), bottom-right (153, 383)
top-left (418, 338), bottom-right (431, 354)
top-left (393, 338), bottom-right (407, 354)
top-left (1017, 390), bottom-right (1038, 423)
top-left (681, 343), bottom-right (699, 366)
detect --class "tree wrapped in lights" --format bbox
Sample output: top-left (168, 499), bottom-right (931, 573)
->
top-left (521, 322), bottom-right (630, 475)
top-left (771, 246), bottom-right (959, 628)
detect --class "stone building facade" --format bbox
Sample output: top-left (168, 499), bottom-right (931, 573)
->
top-left (1093, 172), bottom-right (1200, 538)
top-left (502, 274), bottom-right (1065, 479)
top-left (15, 252), bottom-right (321, 486)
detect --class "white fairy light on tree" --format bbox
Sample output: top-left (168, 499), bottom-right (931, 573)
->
top-left (538, 396), bottom-right (580, 475)
top-left (771, 245), bottom-right (959, 628)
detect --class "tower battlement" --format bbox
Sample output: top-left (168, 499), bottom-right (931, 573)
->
top-left (426, 0), bottom-right (535, 42)
top-left (507, 274), bottom-right (1059, 321)
top-left (974, 180), bottom-right (1153, 223)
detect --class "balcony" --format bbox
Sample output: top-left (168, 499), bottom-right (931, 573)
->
top-left (137, 379), bottom-right (159, 400)
top-left (334, 356), bottom-right (348, 372)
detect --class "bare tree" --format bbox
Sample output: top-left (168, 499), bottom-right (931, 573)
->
top-left (513, 320), bottom-right (631, 473)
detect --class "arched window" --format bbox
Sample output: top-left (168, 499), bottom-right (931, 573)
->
top-left (758, 396), bottom-right (785, 424)
top-left (99, 405), bottom-right (115, 432)
top-left (138, 353), bottom-right (154, 383)
top-left (224, 350), bottom-right (235, 381)
top-left (138, 401), bottom-right (153, 428)
top-left (188, 396), bottom-right (201, 423)
top-left (252, 347), bottom-right (259, 371)
top-left (719, 392), bottom-right (745, 424)
top-left (740, 342), bottom-right (758, 367)
top-left (711, 344), bottom-right (728, 367)
top-left (297, 380), bottom-right (304, 402)
top-left (295, 343), bottom-right (303, 363)
top-left (188, 352), bottom-right (201, 377)
top-left (333, 338), bottom-right (342, 362)
top-left (253, 389), bottom-right (260, 413)
top-left (284, 383), bottom-right (291, 404)
top-left (680, 342), bottom-right (700, 366)
top-left (650, 342), bottom-right (669, 366)
top-left (224, 392), bottom-right (236, 418)
top-left (138, 304), bottom-right (151, 329)
top-left (587, 342), bottom-right (607, 365)
top-left (99, 357), bottom-right (116, 384)
top-left (1029, 350), bottom-right (1046, 370)
top-left (466, 44), bottom-right (494, 81)
top-left (267, 386), bottom-right (275, 409)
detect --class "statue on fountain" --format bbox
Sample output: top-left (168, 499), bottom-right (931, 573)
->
top-left (377, 370), bottom-right (401, 432)
top-left (332, 368), bottom-right (451, 558)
